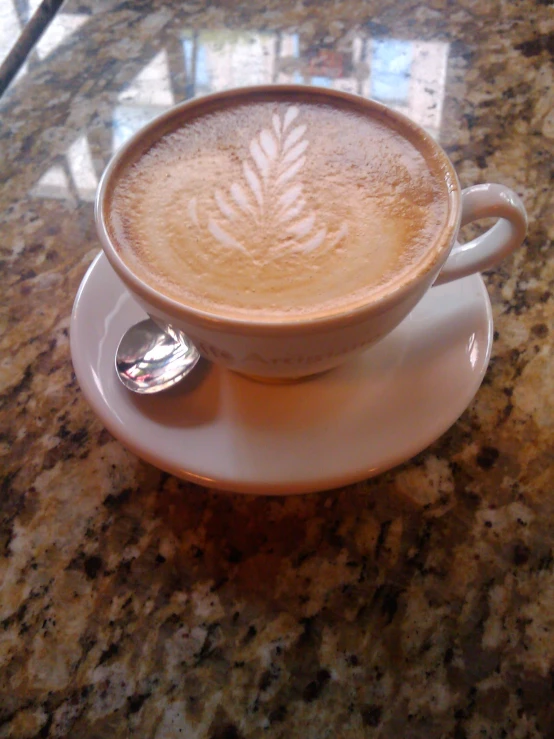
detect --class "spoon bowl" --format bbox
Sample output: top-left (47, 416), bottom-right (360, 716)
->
top-left (116, 318), bottom-right (200, 394)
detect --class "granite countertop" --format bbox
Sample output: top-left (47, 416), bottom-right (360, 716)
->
top-left (1, 0), bottom-right (553, 736)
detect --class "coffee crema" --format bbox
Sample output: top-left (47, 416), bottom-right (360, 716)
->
top-left (107, 95), bottom-right (450, 320)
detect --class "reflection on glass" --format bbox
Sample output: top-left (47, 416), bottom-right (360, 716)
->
top-left (67, 135), bottom-right (98, 202)
top-left (35, 13), bottom-right (89, 60)
top-left (31, 135), bottom-right (98, 202)
top-left (276, 33), bottom-right (302, 84)
top-left (177, 29), bottom-right (448, 138)
top-left (182, 30), bottom-right (277, 96)
top-left (28, 0), bottom-right (43, 16)
top-left (310, 76), bottom-right (331, 88)
top-left (118, 49), bottom-right (175, 107)
top-left (182, 32), bottom-right (194, 78)
top-left (113, 49), bottom-right (176, 150)
top-left (407, 41), bottom-right (449, 137)
top-left (4, 8), bottom-right (90, 85)
top-left (32, 165), bottom-right (71, 201)
top-left (0, 0), bottom-right (44, 66)
top-left (332, 78), bottom-right (358, 94)
top-left (0, 0), bottom-right (22, 67)
top-left (366, 39), bottom-right (449, 138)
top-left (112, 105), bottom-right (163, 151)
top-left (371, 40), bottom-right (412, 104)
top-left (30, 25), bottom-right (449, 204)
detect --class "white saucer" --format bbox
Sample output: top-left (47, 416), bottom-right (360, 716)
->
top-left (71, 253), bottom-right (493, 495)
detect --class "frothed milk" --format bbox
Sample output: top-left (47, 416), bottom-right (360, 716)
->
top-left (107, 96), bottom-right (450, 321)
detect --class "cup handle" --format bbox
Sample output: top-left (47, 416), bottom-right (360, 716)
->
top-left (434, 183), bottom-right (528, 286)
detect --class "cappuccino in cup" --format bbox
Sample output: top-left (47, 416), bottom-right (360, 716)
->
top-left (106, 94), bottom-right (450, 321)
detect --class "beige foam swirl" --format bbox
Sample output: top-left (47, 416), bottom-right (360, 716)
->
top-left (108, 99), bottom-right (449, 319)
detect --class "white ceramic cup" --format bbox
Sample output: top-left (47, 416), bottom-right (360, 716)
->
top-left (96, 86), bottom-right (527, 381)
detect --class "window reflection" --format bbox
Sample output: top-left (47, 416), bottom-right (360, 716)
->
top-left (310, 76), bottom-right (332, 88)
top-left (31, 135), bottom-right (98, 203)
top-left (112, 49), bottom-right (176, 150)
top-left (111, 105), bottom-right (163, 152)
top-left (407, 40), bottom-right (449, 137)
top-left (0, 0), bottom-right (22, 67)
top-left (67, 135), bottom-right (98, 202)
top-left (0, 0), bottom-right (46, 67)
top-left (27, 0), bottom-right (43, 16)
top-left (276, 33), bottom-right (302, 84)
top-left (366, 39), bottom-right (449, 138)
top-left (181, 30), bottom-right (277, 96)
top-left (371, 40), bottom-right (412, 104)
top-left (118, 49), bottom-right (175, 107)
top-left (35, 13), bottom-right (89, 60)
top-left (4, 8), bottom-right (90, 85)
top-left (30, 25), bottom-right (449, 203)
top-left (32, 164), bottom-right (71, 201)
top-left (175, 29), bottom-right (448, 138)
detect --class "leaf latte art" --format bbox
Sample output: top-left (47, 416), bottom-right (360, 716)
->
top-left (187, 106), bottom-right (348, 261)
top-left (108, 98), bottom-right (450, 320)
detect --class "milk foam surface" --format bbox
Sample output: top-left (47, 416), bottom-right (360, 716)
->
top-left (108, 99), bottom-right (449, 319)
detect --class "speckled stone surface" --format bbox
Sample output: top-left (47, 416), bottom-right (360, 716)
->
top-left (1, 0), bottom-right (553, 737)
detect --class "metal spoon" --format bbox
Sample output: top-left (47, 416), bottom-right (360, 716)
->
top-left (115, 318), bottom-right (200, 394)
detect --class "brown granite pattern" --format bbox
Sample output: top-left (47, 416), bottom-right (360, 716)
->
top-left (1, 0), bottom-right (553, 737)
